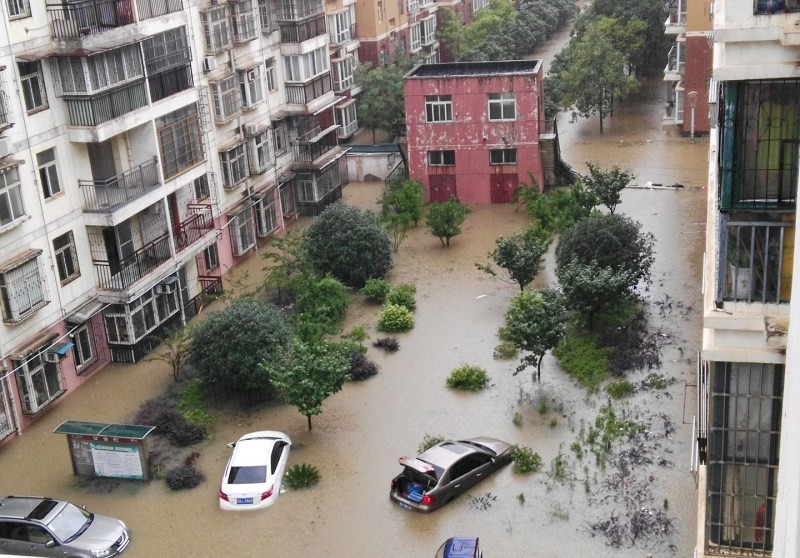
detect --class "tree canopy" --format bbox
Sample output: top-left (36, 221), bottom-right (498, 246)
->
top-left (582, 162), bottom-right (634, 214)
top-left (504, 288), bottom-right (567, 381)
top-left (426, 196), bottom-right (472, 247)
top-left (380, 178), bottom-right (425, 252)
top-left (478, 226), bottom-right (550, 291)
top-left (354, 53), bottom-right (417, 141)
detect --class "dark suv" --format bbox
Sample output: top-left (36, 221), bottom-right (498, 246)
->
top-left (0, 496), bottom-right (129, 557)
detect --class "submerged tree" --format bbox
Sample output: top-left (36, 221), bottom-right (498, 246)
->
top-left (477, 226), bottom-right (550, 291)
top-left (504, 288), bottom-right (567, 381)
top-left (426, 196), bottom-right (472, 247)
top-left (583, 162), bottom-right (634, 214)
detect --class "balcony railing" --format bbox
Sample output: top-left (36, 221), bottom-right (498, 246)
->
top-left (80, 158), bottom-right (160, 212)
top-left (46, 0), bottom-right (134, 39)
top-left (148, 65), bottom-right (193, 103)
top-left (279, 13), bottom-right (326, 43)
top-left (137, 0), bottom-right (182, 20)
top-left (95, 233), bottom-right (171, 290)
top-left (277, 0), bottom-right (324, 21)
top-left (285, 74), bottom-right (331, 105)
top-left (666, 45), bottom-right (684, 74)
top-left (338, 119), bottom-right (357, 138)
top-left (722, 221), bottom-right (793, 304)
top-left (63, 81), bottom-right (148, 126)
top-left (292, 128), bottom-right (337, 162)
top-left (173, 205), bottom-right (214, 253)
top-left (754, 0), bottom-right (800, 14)
top-left (183, 275), bottom-right (223, 320)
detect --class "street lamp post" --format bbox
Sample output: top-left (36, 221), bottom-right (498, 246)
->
top-left (688, 90), bottom-right (699, 144)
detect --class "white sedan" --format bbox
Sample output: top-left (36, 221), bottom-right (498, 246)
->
top-left (219, 431), bottom-right (292, 511)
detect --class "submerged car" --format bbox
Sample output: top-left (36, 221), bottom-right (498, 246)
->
top-left (435, 537), bottom-right (483, 558)
top-left (219, 431), bottom-right (292, 511)
top-left (390, 437), bottom-right (512, 512)
top-left (0, 495), bottom-right (129, 558)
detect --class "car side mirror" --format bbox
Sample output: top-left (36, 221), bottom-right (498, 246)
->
top-left (227, 442), bottom-right (235, 448)
top-left (45, 540), bottom-right (56, 548)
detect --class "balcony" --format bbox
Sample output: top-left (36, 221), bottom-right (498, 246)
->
top-left (292, 125), bottom-right (337, 163)
top-left (277, 0), bottom-right (324, 21)
top-left (721, 221), bottom-right (793, 304)
top-left (94, 233), bottom-right (171, 290)
top-left (664, 45), bottom-right (683, 81)
top-left (79, 158), bottom-right (160, 213)
top-left (46, 0), bottom-right (134, 40)
top-left (173, 205), bottom-right (214, 253)
top-left (285, 74), bottom-right (331, 105)
top-left (280, 13), bottom-right (326, 43)
top-left (665, 0), bottom-right (686, 33)
top-left (330, 22), bottom-right (356, 45)
top-left (137, 0), bottom-right (183, 20)
top-left (63, 81), bottom-right (148, 127)
top-left (338, 119), bottom-right (357, 138)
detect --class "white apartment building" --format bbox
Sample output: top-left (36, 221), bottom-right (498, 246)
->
top-left (0, 0), bottom-right (351, 443)
top-left (698, 0), bottom-right (800, 555)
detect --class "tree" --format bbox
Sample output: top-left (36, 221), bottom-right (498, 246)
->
top-left (558, 18), bottom-right (639, 133)
top-left (262, 339), bottom-right (351, 431)
top-left (583, 162), bottom-right (634, 214)
top-left (262, 229), bottom-right (310, 304)
top-left (354, 52), bottom-right (417, 142)
top-left (188, 297), bottom-right (292, 404)
top-left (555, 261), bottom-right (632, 328)
top-left (293, 275), bottom-right (351, 340)
top-left (437, 7), bottom-right (468, 60)
top-left (426, 196), bottom-right (471, 247)
top-left (146, 326), bottom-right (193, 382)
top-left (477, 226), bottom-right (550, 291)
top-left (305, 202), bottom-right (393, 287)
top-left (380, 179), bottom-right (424, 227)
top-left (504, 288), bottom-right (567, 381)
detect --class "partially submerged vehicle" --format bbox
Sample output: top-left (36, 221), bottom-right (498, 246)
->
top-left (435, 537), bottom-right (482, 558)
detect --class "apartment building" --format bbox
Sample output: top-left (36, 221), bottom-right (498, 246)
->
top-left (664, 0), bottom-right (713, 134)
top-left (325, 0), bottom-right (360, 140)
top-left (404, 60), bottom-right (549, 204)
top-left (355, 0), bottom-right (439, 67)
top-left (0, 0), bottom-right (349, 443)
top-left (697, 0), bottom-right (800, 555)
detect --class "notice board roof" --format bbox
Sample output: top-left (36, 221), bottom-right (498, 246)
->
top-left (53, 421), bottom-right (155, 440)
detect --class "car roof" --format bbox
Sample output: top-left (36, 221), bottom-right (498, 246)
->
top-left (418, 441), bottom-right (479, 469)
top-left (231, 438), bottom-right (277, 467)
top-left (0, 496), bottom-right (63, 521)
top-left (440, 537), bottom-right (480, 558)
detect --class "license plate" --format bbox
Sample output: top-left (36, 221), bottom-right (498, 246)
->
top-left (398, 502), bottom-right (412, 511)
top-left (237, 498), bottom-right (253, 505)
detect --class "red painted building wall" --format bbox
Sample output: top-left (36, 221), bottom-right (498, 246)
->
top-left (683, 35), bottom-right (712, 134)
top-left (404, 61), bottom-right (546, 204)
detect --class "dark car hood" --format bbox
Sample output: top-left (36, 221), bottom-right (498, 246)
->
top-left (68, 514), bottom-right (126, 551)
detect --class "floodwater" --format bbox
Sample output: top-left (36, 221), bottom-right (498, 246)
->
top-left (0, 24), bottom-right (709, 558)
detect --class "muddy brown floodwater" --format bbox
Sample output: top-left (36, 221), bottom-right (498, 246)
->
top-left (0, 26), bottom-right (709, 558)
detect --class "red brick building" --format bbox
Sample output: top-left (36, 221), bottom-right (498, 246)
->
top-left (404, 60), bottom-right (547, 204)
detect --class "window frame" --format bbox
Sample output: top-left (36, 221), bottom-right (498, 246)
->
top-left (70, 323), bottom-right (96, 373)
top-left (13, 352), bottom-right (64, 415)
top-left (193, 174), bottom-right (211, 202)
top-left (264, 59), bottom-right (277, 91)
top-left (425, 95), bottom-right (453, 123)
top-left (489, 148), bottom-right (517, 165)
top-left (238, 65), bottom-right (264, 109)
top-left (36, 148), bottom-right (62, 199)
top-left (427, 150), bottom-right (455, 166)
top-left (18, 61), bottom-right (48, 114)
top-left (231, 0), bottom-right (258, 43)
top-left (211, 74), bottom-right (242, 123)
top-left (488, 92), bottom-right (516, 122)
top-left (203, 244), bottom-right (219, 271)
top-left (202, 6), bottom-right (232, 55)
top-left (53, 231), bottom-right (80, 285)
top-left (410, 23), bottom-right (422, 52)
top-left (248, 130), bottom-right (274, 174)
top-left (7, 0), bottom-right (31, 18)
top-left (0, 255), bottom-right (49, 323)
top-left (220, 142), bottom-right (249, 188)
top-left (255, 191), bottom-right (279, 237)
top-left (0, 164), bottom-right (26, 228)
top-left (157, 105), bottom-right (205, 180)
top-left (230, 207), bottom-right (256, 256)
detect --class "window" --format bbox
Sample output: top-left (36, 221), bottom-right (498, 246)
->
top-left (203, 244), bottom-right (219, 271)
top-left (7, 0), bottom-right (30, 19)
top-left (279, 180), bottom-right (296, 216)
top-left (53, 232), bottom-right (80, 285)
top-left (0, 254), bottom-right (49, 323)
top-left (36, 148), bottom-right (61, 199)
top-left (329, 9), bottom-right (353, 44)
top-left (202, 6), bottom-right (232, 54)
top-left (50, 46), bottom-right (144, 96)
top-left (488, 92), bottom-right (516, 121)
top-left (120, 287), bottom-right (179, 343)
top-left (408, 0), bottom-right (418, 12)
top-left (473, 0), bottom-right (489, 12)
top-left (255, 190), bottom-right (278, 237)
top-left (490, 149), bottom-right (517, 165)
top-left (425, 95), bottom-right (452, 123)
top-left (239, 65), bottom-right (264, 109)
top-left (421, 17), bottom-right (435, 45)
top-left (336, 102), bottom-right (358, 138)
top-left (274, 121), bottom-right (287, 154)
top-left (231, 0), bottom-right (257, 43)
top-left (18, 62), bottom-right (47, 114)
top-left (211, 74), bottom-right (242, 123)
top-left (142, 27), bottom-right (191, 77)
top-left (70, 324), bottom-right (95, 372)
top-left (333, 56), bottom-right (354, 91)
top-left (157, 105), bottom-right (205, 179)
top-left (0, 164), bottom-right (26, 228)
top-left (13, 352), bottom-right (63, 415)
top-left (707, 362), bottom-right (782, 553)
top-left (377, 0), bottom-right (383, 21)
top-left (754, 0), bottom-right (800, 14)
top-left (258, 0), bottom-right (278, 32)
top-left (296, 174), bottom-right (315, 202)
top-left (284, 47), bottom-right (329, 82)
top-left (248, 130), bottom-right (273, 174)
top-left (410, 24), bottom-right (421, 52)
top-left (0, 379), bottom-right (13, 440)
top-left (220, 142), bottom-right (248, 188)
top-left (230, 207), bottom-right (256, 255)
top-left (0, 68), bottom-right (12, 130)
top-left (264, 59), bottom-right (277, 91)
top-left (193, 174), bottom-right (210, 201)
top-left (427, 150), bottom-right (455, 166)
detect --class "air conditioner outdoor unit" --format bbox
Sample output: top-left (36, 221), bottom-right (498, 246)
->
top-left (44, 351), bottom-right (62, 364)
top-left (0, 138), bottom-right (11, 159)
top-left (244, 123), bottom-right (260, 136)
top-left (203, 56), bottom-right (218, 72)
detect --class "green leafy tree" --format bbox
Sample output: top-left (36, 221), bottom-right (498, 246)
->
top-left (426, 196), bottom-right (472, 247)
top-left (583, 162), bottom-right (634, 214)
top-left (293, 275), bottom-right (351, 340)
top-left (354, 52), bottom-right (417, 142)
top-left (262, 339), bottom-right (351, 431)
top-left (437, 7), bottom-right (468, 60)
top-left (262, 229), bottom-right (310, 303)
top-left (381, 179), bottom-right (424, 226)
top-left (555, 261), bottom-right (632, 328)
top-left (477, 226), bottom-right (550, 291)
top-left (465, 0), bottom-right (516, 47)
top-left (305, 202), bottom-right (393, 287)
top-left (189, 298), bottom-right (292, 404)
top-left (504, 288), bottom-right (567, 381)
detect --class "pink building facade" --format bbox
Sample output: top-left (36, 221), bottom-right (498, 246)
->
top-left (404, 61), bottom-right (546, 204)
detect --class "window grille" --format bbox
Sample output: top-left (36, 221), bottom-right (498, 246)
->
top-left (248, 130), bottom-right (274, 174)
top-left (0, 164), bottom-right (26, 228)
top-left (0, 254), bottom-right (49, 323)
top-left (18, 61), bottom-right (47, 113)
top-left (202, 6), bottom-right (232, 54)
top-left (211, 74), bottom-right (242, 123)
top-left (13, 353), bottom-right (63, 415)
top-left (0, 379), bottom-right (13, 440)
top-left (231, 0), bottom-right (258, 43)
top-left (157, 106), bottom-right (205, 179)
top-left (410, 24), bottom-right (421, 52)
top-left (255, 191), bottom-right (279, 237)
top-left (230, 207), bottom-right (256, 255)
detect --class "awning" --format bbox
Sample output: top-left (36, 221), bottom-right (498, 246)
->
top-left (304, 124), bottom-right (339, 144)
top-left (10, 331), bottom-right (59, 360)
top-left (313, 96), bottom-right (345, 116)
top-left (66, 299), bottom-right (104, 324)
top-left (217, 135), bottom-right (246, 152)
top-left (335, 97), bottom-right (357, 110)
top-left (319, 147), bottom-right (350, 171)
top-left (0, 248), bottom-right (41, 274)
top-left (53, 420), bottom-right (156, 440)
top-left (17, 33), bottom-right (149, 61)
top-left (51, 342), bottom-right (74, 357)
top-left (0, 158), bottom-right (23, 173)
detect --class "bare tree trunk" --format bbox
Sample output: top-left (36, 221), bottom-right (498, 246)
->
top-left (307, 415), bottom-right (312, 431)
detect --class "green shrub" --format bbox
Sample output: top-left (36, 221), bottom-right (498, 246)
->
top-left (497, 326), bottom-right (512, 342)
top-left (418, 434), bottom-right (444, 453)
top-left (284, 463), bottom-right (320, 489)
top-left (553, 333), bottom-right (612, 392)
top-left (605, 379), bottom-right (636, 399)
top-left (446, 364), bottom-right (489, 391)
top-left (178, 379), bottom-right (212, 427)
top-left (344, 326), bottom-right (369, 342)
top-left (361, 278), bottom-right (391, 303)
top-left (378, 303), bottom-right (414, 332)
top-left (294, 275), bottom-right (351, 337)
top-left (493, 341), bottom-right (518, 359)
top-left (510, 445), bottom-right (543, 474)
top-left (387, 283), bottom-right (417, 310)
top-left (513, 412), bottom-right (523, 427)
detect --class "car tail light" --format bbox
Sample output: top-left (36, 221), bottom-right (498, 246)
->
top-left (421, 494), bottom-right (434, 505)
top-left (219, 488), bottom-right (229, 502)
top-left (390, 479), bottom-right (395, 490)
top-left (260, 486), bottom-right (274, 501)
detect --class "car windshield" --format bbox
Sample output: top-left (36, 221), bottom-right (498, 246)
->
top-left (46, 503), bottom-right (91, 542)
top-left (228, 465), bottom-right (267, 484)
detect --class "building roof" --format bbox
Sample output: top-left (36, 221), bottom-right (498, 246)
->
top-left (405, 60), bottom-right (542, 79)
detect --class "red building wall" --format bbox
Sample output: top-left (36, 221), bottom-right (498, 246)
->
top-left (682, 35), bottom-right (712, 135)
top-left (404, 65), bottom-right (545, 204)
